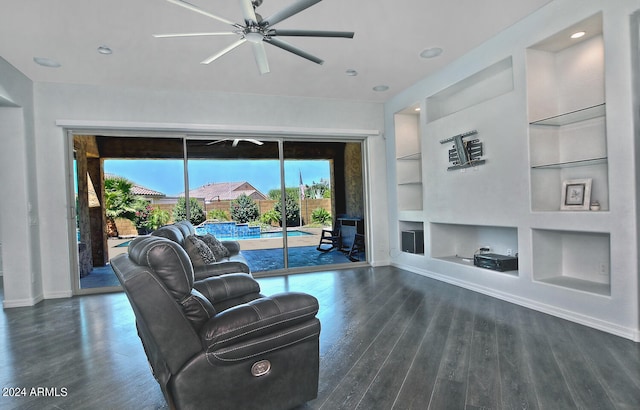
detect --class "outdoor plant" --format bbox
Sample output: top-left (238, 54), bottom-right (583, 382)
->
top-left (148, 208), bottom-right (170, 230)
top-left (132, 199), bottom-right (153, 233)
top-left (104, 176), bottom-right (138, 237)
top-left (230, 193), bottom-right (260, 223)
top-left (260, 209), bottom-right (281, 226)
top-left (311, 207), bottom-right (332, 225)
top-left (274, 192), bottom-right (301, 227)
top-left (207, 209), bottom-right (230, 221)
top-left (173, 197), bottom-right (206, 225)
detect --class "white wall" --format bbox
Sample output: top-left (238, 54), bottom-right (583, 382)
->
top-left (385, 0), bottom-right (640, 340)
top-left (26, 83), bottom-right (386, 301)
top-left (0, 57), bottom-right (43, 307)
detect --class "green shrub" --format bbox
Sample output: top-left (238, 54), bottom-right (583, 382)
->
top-left (173, 197), bottom-right (206, 225)
top-left (207, 209), bottom-right (229, 221)
top-left (148, 208), bottom-right (170, 230)
top-left (274, 193), bottom-right (301, 227)
top-left (230, 194), bottom-right (259, 223)
top-left (311, 207), bottom-right (332, 225)
top-left (260, 209), bottom-right (281, 226)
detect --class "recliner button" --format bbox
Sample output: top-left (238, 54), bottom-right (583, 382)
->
top-left (251, 360), bottom-right (271, 377)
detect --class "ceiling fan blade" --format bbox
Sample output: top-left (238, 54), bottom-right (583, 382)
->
top-left (252, 42), bottom-right (270, 74)
top-left (165, 0), bottom-right (236, 27)
top-left (200, 38), bottom-right (247, 64)
top-left (153, 32), bottom-right (236, 38)
top-left (206, 139), bottom-right (228, 145)
top-left (239, 0), bottom-right (259, 25)
top-left (261, 0), bottom-right (322, 27)
top-left (266, 37), bottom-right (323, 65)
top-left (270, 29), bottom-right (354, 38)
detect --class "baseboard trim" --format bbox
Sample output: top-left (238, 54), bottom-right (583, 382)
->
top-left (392, 262), bottom-right (640, 342)
top-left (43, 290), bottom-right (74, 299)
top-left (2, 293), bottom-right (44, 308)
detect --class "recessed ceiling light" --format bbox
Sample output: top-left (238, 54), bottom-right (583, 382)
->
top-left (33, 57), bottom-right (61, 68)
top-left (414, 107), bottom-right (421, 112)
top-left (97, 45), bottom-right (113, 55)
top-left (346, 69), bottom-right (358, 76)
top-left (570, 31), bottom-right (586, 39)
top-left (373, 85), bottom-right (389, 92)
top-left (420, 47), bottom-right (443, 59)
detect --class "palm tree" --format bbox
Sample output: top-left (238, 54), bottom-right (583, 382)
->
top-left (104, 177), bottom-right (137, 237)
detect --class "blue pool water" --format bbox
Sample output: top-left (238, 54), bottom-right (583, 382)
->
top-left (195, 221), bottom-right (311, 241)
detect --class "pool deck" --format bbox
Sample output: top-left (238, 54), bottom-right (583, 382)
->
top-left (107, 227), bottom-right (324, 260)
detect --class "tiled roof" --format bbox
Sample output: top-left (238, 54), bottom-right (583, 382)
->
top-left (105, 174), bottom-right (165, 197)
top-left (132, 185), bottom-right (165, 197)
top-left (184, 181), bottom-right (268, 202)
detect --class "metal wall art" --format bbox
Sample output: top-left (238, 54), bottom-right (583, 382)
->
top-left (440, 130), bottom-right (485, 171)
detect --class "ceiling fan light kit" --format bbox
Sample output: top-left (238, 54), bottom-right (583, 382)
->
top-left (156, 0), bottom-right (354, 74)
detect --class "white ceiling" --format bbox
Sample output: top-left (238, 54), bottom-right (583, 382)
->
top-left (0, 0), bottom-right (553, 103)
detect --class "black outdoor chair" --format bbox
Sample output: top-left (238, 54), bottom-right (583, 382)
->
top-left (317, 225), bottom-right (341, 252)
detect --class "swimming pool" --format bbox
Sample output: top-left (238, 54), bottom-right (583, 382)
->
top-left (195, 221), bottom-right (312, 241)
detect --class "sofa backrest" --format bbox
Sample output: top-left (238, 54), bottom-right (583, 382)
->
top-left (151, 223), bottom-right (189, 248)
top-left (111, 238), bottom-right (202, 383)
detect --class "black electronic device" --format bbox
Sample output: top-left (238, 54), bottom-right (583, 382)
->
top-left (401, 230), bottom-right (424, 254)
top-left (473, 253), bottom-right (518, 272)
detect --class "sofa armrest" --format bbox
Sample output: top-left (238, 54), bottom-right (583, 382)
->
top-left (221, 241), bottom-right (241, 256)
top-left (200, 292), bottom-right (319, 353)
top-left (194, 273), bottom-right (260, 304)
top-left (193, 261), bottom-right (250, 281)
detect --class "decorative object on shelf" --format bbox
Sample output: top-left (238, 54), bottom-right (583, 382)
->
top-left (440, 130), bottom-right (485, 171)
top-left (561, 178), bottom-right (592, 210)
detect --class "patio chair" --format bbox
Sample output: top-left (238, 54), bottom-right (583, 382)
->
top-left (317, 223), bottom-right (341, 252)
top-left (348, 233), bottom-right (365, 262)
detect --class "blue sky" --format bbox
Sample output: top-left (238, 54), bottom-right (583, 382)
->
top-left (103, 159), bottom-right (330, 196)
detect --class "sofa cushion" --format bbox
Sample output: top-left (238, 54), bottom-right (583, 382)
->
top-left (199, 234), bottom-right (230, 260)
top-left (184, 235), bottom-right (217, 266)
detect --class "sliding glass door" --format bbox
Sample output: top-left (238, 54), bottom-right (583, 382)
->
top-left (71, 134), bottom-right (367, 293)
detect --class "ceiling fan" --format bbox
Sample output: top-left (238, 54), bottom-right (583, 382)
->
top-left (207, 138), bottom-right (264, 147)
top-left (154, 0), bottom-right (354, 74)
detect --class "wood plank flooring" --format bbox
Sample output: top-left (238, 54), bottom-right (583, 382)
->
top-left (1, 266), bottom-right (639, 409)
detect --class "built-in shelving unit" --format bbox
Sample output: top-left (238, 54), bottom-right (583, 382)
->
top-left (394, 105), bottom-right (422, 213)
top-left (526, 13), bottom-right (611, 295)
top-left (527, 14), bottom-right (608, 213)
top-left (386, 2), bottom-right (637, 341)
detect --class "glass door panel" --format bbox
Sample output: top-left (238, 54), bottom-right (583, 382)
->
top-left (73, 135), bottom-right (185, 293)
top-left (283, 140), bottom-right (367, 269)
top-left (186, 139), bottom-right (284, 273)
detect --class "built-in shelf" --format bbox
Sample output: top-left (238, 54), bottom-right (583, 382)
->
top-left (395, 106), bottom-right (422, 212)
top-left (397, 152), bottom-right (421, 161)
top-left (435, 255), bottom-right (519, 276)
top-left (535, 276), bottom-right (610, 296)
top-left (532, 228), bottom-right (610, 296)
top-left (426, 56), bottom-right (514, 123)
top-left (530, 103), bottom-right (605, 126)
top-left (430, 223), bottom-right (519, 276)
top-left (399, 221), bottom-right (425, 255)
top-left (531, 157), bottom-right (607, 169)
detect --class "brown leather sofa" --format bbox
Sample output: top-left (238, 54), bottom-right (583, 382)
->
top-left (151, 220), bottom-right (251, 279)
top-left (111, 235), bottom-right (321, 410)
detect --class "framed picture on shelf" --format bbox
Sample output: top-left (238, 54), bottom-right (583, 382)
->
top-left (561, 178), bottom-right (592, 210)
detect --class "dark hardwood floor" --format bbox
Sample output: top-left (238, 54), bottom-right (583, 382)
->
top-left (1, 266), bottom-right (639, 409)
